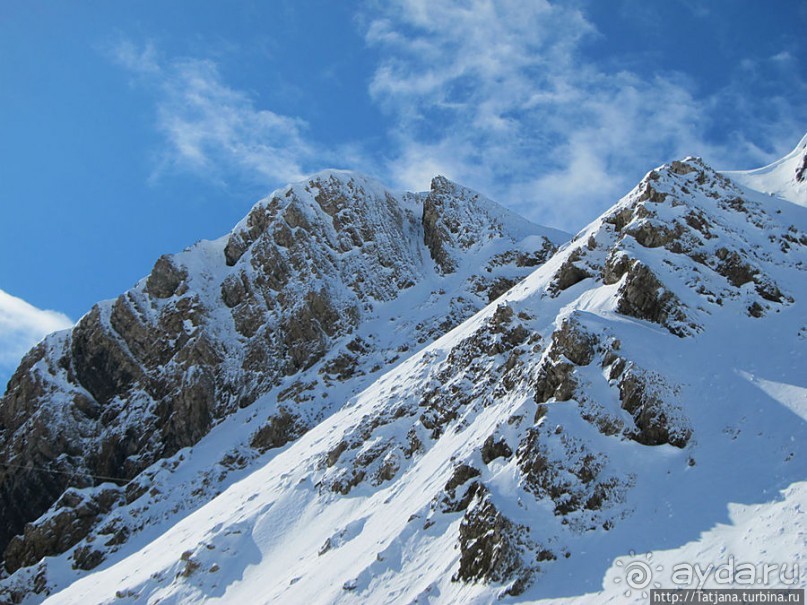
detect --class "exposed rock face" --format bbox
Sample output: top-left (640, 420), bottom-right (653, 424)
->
top-left (797, 153), bottom-right (806, 183)
top-left (453, 488), bottom-right (534, 594)
top-left (0, 171), bottom-right (563, 574)
top-left (549, 249), bottom-right (592, 294)
top-left (145, 256), bottom-right (187, 299)
top-left (617, 368), bottom-right (691, 448)
top-left (249, 408), bottom-right (303, 453)
top-left (4, 487), bottom-right (122, 574)
top-left (480, 435), bottom-right (512, 464)
top-left (614, 261), bottom-right (689, 337)
top-left (516, 423), bottom-right (630, 519)
top-left (441, 463), bottom-right (482, 513)
top-left (422, 176), bottom-right (533, 274)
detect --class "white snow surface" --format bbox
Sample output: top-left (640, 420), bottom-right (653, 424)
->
top-left (8, 140), bottom-right (807, 604)
top-left (724, 133), bottom-right (807, 206)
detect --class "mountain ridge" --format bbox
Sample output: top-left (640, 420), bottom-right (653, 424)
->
top-left (1, 136), bottom-right (806, 603)
top-left (0, 170), bottom-right (567, 599)
top-left (723, 132), bottom-right (807, 206)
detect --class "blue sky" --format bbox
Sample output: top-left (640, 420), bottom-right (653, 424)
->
top-left (0, 0), bottom-right (805, 382)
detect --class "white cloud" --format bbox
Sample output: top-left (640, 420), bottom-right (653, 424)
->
top-left (107, 7), bottom-right (804, 233)
top-left (363, 0), bottom-right (806, 231)
top-left (111, 41), bottom-right (320, 187)
top-left (0, 289), bottom-right (73, 382)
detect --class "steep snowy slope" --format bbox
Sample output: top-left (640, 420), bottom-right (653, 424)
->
top-left (0, 171), bottom-right (567, 599)
top-left (23, 142), bottom-right (807, 604)
top-left (724, 133), bottom-right (807, 206)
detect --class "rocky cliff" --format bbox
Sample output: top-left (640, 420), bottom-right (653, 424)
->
top-left (0, 170), bottom-right (565, 594)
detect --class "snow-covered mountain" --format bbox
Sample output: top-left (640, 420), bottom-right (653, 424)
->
top-left (724, 132), bottom-right (807, 206)
top-left (0, 171), bottom-right (566, 601)
top-left (1, 137), bottom-right (806, 604)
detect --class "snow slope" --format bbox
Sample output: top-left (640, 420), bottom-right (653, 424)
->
top-left (724, 133), bottom-right (807, 206)
top-left (22, 139), bottom-right (807, 604)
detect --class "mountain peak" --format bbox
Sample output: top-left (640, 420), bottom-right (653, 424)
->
top-left (722, 132), bottom-right (807, 205)
top-left (0, 169), bottom-right (566, 592)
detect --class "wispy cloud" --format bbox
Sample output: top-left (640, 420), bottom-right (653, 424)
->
top-left (108, 4), bottom-right (804, 232)
top-left (363, 0), bottom-right (806, 230)
top-left (111, 40), bottom-right (320, 186)
top-left (0, 289), bottom-right (73, 385)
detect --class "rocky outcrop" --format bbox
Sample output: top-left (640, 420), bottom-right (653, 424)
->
top-left (616, 368), bottom-right (691, 448)
top-left (441, 464), bottom-right (483, 513)
top-left (4, 487), bottom-right (122, 574)
top-left (614, 261), bottom-right (689, 337)
top-left (453, 487), bottom-right (535, 595)
top-left (532, 318), bottom-right (597, 404)
top-left (516, 422), bottom-right (630, 520)
top-left (249, 408), bottom-right (304, 453)
top-left (421, 176), bottom-right (526, 274)
top-left (549, 249), bottom-right (593, 294)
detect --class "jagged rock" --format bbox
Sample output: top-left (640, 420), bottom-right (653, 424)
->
top-left (3, 487), bottom-right (121, 574)
top-left (550, 250), bottom-right (592, 293)
top-left (72, 546), bottom-right (105, 571)
top-left (486, 277), bottom-right (518, 302)
top-left (551, 318), bottom-right (598, 366)
top-left (220, 273), bottom-right (249, 308)
top-left (625, 220), bottom-right (685, 249)
top-left (223, 197), bottom-right (283, 266)
top-left (532, 319), bottom-right (598, 403)
top-left (441, 464), bottom-right (483, 513)
top-left (329, 470), bottom-right (366, 495)
top-left (320, 352), bottom-right (360, 381)
top-left (453, 487), bottom-right (532, 594)
top-left (480, 435), bottom-right (513, 464)
top-left (684, 210), bottom-right (714, 238)
top-left (486, 244), bottom-right (557, 270)
top-left (604, 206), bottom-right (635, 232)
top-left (669, 160), bottom-right (697, 175)
top-left (533, 359), bottom-right (576, 404)
top-left (485, 304), bottom-right (531, 351)
top-left (160, 368), bottom-right (214, 452)
top-left (422, 177), bottom-right (461, 273)
top-left (516, 426), bottom-right (626, 517)
top-left (282, 290), bottom-right (354, 372)
top-left (615, 262), bottom-right (689, 337)
top-left (421, 175), bottom-right (524, 274)
top-left (145, 256), bottom-right (187, 299)
top-left (747, 301), bottom-right (764, 318)
top-left (326, 441), bottom-right (349, 468)
top-left (250, 408), bottom-right (303, 453)
top-left (602, 250), bottom-right (632, 285)
top-left (715, 248), bottom-right (756, 287)
top-left (637, 182), bottom-right (667, 203)
top-left (618, 370), bottom-right (691, 448)
top-left (71, 306), bottom-right (144, 405)
top-left (0, 344), bottom-right (49, 435)
top-left (489, 303), bottom-right (514, 331)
